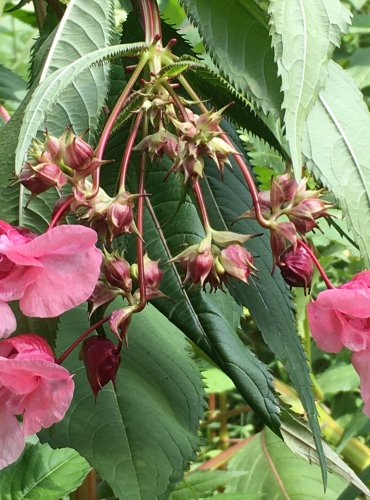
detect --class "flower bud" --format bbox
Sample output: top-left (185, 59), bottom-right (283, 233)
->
top-left (89, 280), bottom-right (120, 316)
top-left (44, 132), bottom-right (62, 163)
top-left (270, 174), bottom-right (298, 210)
top-left (269, 221), bottom-right (297, 265)
top-left (220, 244), bottom-right (254, 283)
top-left (33, 163), bottom-right (68, 188)
top-left (64, 136), bottom-right (94, 170)
top-left (104, 253), bottom-right (132, 293)
top-left (80, 336), bottom-right (121, 398)
top-left (143, 254), bottom-right (163, 290)
top-left (106, 192), bottom-right (135, 237)
top-left (109, 306), bottom-right (136, 338)
top-left (277, 245), bottom-right (313, 291)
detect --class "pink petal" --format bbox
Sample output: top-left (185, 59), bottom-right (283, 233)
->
top-left (0, 265), bottom-right (41, 302)
top-left (19, 246), bottom-right (102, 317)
top-left (351, 350), bottom-right (370, 416)
top-left (0, 360), bottom-right (41, 395)
top-left (314, 287), bottom-right (370, 318)
top-left (0, 302), bottom-right (17, 339)
top-left (307, 300), bottom-right (343, 353)
top-left (0, 334), bottom-right (54, 362)
top-left (0, 408), bottom-right (25, 470)
top-left (9, 225), bottom-right (98, 258)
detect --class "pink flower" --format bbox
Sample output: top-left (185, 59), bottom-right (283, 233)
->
top-left (220, 244), bottom-right (254, 284)
top-left (0, 221), bottom-right (102, 338)
top-left (307, 271), bottom-right (370, 414)
top-left (0, 334), bottom-right (74, 469)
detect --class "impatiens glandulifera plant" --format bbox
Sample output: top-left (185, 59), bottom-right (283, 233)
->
top-left (1, 0), bottom-right (370, 497)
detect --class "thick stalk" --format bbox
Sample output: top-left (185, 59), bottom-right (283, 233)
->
top-left (192, 179), bottom-right (211, 231)
top-left (118, 110), bottom-right (144, 191)
top-left (132, 0), bottom-right (162, 43)
top-left (56, 316), bottom-right (110, 365)
top-left (48, 196), bottom-right (74, 229)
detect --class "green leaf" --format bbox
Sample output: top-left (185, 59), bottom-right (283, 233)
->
top-left (224, 429), bottom-right (348, 498)
top-left (268, 0), bottom-right (351, 179)
top-left (347, 47), bottom-right (370, 90)
top-left (42, 305), bottom-right (205, 499)
top-left (0, 442), bottom-right (91, 499)
top-left (316, 364), bottom-right (360, 398)
top-left (169, 470), bottom-right (247, 500)
top-left (336, 408), bottom-right (370, 454)
top-left (180, 0), bottom-right (282, 116)
top-left (302, 61), bottom-right (370, 265)
top-left (0, 64), bottom-right (26, 102)
top-left (337, 466), bottom-right (370, 500)
top-left (280, 407), bottom-right (370, 497)
top-left (202, 121), bottom-right (326, 484)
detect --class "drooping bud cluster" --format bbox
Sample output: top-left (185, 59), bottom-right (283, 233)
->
top-left (170, 230), bottom-right (255, 290)
top-left (277, 245), bottom-right (314, 293)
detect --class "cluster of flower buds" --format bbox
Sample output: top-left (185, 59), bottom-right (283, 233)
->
top-left (241, 173), bottom-right (331, 266)
top-left (277, 245), bottom-right (314, 293)
top-left (89, 251), bottom-right (164, 339)
top-left (18, 129), bottom-right (106, 200)
top-left (170, 229), bottom-right (255, 290)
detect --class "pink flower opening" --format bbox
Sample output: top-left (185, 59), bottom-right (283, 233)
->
top-left (307, 271), bottom-right (370, 415)
top-left (0, 334), bottom-right (74, 469)
top-left (0, 221), bottom-right (102, 338)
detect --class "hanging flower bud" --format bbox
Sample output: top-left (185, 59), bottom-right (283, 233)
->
top-left (277, 245), bottom-right (313, 292)
top-left (143, 254), bottom-right (163, 290)
top-left (44, 132), bottom-right (63, 163)
top-left (170, 236), bottom-right (215, 287)
top-left (135, 128), bottom-right (178, 160)
top-left (106, 192), bottom-right (136, 237)
top-left (270, 173), bottom-right (298, 211)
top-left (80, 336), bottom-right (121, 398)
top-left (269, 221), bottom-right (297, 265)
top-left (18, 162), bottom-right (67, 195)
top-left (219, 244), bottom-right (255, 283)
top-left (104, 252), bottom-right (132, 293)
top-left (109, 306), bottom-right (136, 339)
top-left (287, 197), bottom-right (331, 234)
top-left (64, 135), bottom-right (94, 170)
top-left (89, 280), bottom-right (120, 316)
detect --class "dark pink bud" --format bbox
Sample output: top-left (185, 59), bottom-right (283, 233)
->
top-left (64, 136), bottom-right (94, 170)
top-left (220, 244), bottom-right (254, 284)
top-left (185, 249), bottom-right (214, 286)
top-left (44, 132), bottom-right (62, 162)
top-left (80, 336), bottom-right (121, 398)
top-left (277, 245), bottom-right (313, 291)
top-left (269, 221), bottom-right (297, 264)
top-left (89, 280), bottom-right (120, 316)
top-left (34, 163), bottom-right (68, 189)
top-left (18, 168), bottom-right (50, 195)
top-left (106, 192), bottom-right (135, 237)
top-left (109, 306), bottom-right (135, 338)
top-left (104, 254), bottom-right (132, 293)
top-left (143, 255), bottom-right (163, 290)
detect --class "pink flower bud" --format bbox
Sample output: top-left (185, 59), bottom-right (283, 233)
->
top-left (89, 280), bottom-right (120, 316)
top-left (80, 336), bottom-right (121, 398)
top-left (143, 254), bottom-right (163, 290)
top-left (109, 306), bottom-right (135, 338)
top-left (64, 136), bottom-right (94, 170)
top-left (287, 198), bottom-right (331, 234)
top-left (220, 244), bottom-right (254, 283)
top-left (44, 132), bottom-right (62, 163)
top-left (106, 192), bottom-right (135, 237)
top-left (277, 245), bottom-right (313, 291)
top-left (33, 163), bottom-right (68, 189)
top-left (269, 221), bottom-right (297, 264)
top-left (185, 249), bottom-right (214, 286)
top-left (104, 254), bottom-right (132, 293)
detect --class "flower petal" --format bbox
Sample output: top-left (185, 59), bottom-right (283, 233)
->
top-left (0, 302), bottom-right (17, 339)
top-left (0, 265), bottom-right (41, 302)
top-left (20, 246), bottom-right (102, 317)
top-left (351, 350), bottom-right (370, 416)
top-left (0, 408), bottom-right (25, 470)
top-left (314, 287), bottom-right (370, 318)
top-left (307, 300), bottom-right (343, 353)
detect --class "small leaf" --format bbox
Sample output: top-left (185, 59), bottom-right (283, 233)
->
top-left (0, 64), bottom-right (26, 102)
top-left (316, 364), bottom-right (359, 397)
top-left (347, 47), bottom-right (370, 90)
top-left (0, 442), bottom-right (91, 500)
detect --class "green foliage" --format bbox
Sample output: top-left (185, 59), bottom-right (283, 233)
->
top-left (0, 442), bottom-right (91, 499)
top-left (0, 64), bottom-right (26, 103)
top-left (42, 305), bottom-right (205, 499)
top-left (268, 0), bottom-right (351, 179)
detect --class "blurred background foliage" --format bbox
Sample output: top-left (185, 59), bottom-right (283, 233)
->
top-left (1, 0), bottom-right (370, 498)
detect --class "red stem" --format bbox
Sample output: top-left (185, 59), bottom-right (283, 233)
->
top-left (56, 316), bottom-right (110, 365)
top-left (133, 0), bottom-right (162, 43)
top-left (48, 196), bottom-right (74, 230)
top-left (297, 239), bottom-right (334, 289)
top-left (136, 150), bottom-right (147, 310)
top-left (0, 105), bottom-right (10, 123)
top-left (192, 179), bottom-right (210, 229)
top-left (119, 110), bottom-right (144, 190)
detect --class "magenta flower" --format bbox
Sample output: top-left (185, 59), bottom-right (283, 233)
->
top-left (0, 334), bottom-right (74, 469)
top-left (0, 221), bottom-right (102, 338)
top-left (307, 271), bottom-right (370, 415)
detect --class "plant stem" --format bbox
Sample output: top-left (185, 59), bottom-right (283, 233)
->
top-left (192, 179), bottom-right (211, 231)
top-left (0, 105), bottom-right (10, 123)
top-left (32, 0), bottom-right (46, 30)
top-left (91, 53), bottom-right (149, 196)
top-left (119, 110), bottom-right (144, 191)
top-left (48, 196), bottom-right (74, 229)
top-left (133, 0), bottom-right (162, 43)
top-left (297, 239), bottom-right (334, 289)
top-left (56, 316), bottom-right (110, 365)
top-left (162, 80), bottom-right (189, 121)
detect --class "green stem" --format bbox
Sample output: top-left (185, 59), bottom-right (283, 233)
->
top-left (32, 0), bottom-right (46, 30)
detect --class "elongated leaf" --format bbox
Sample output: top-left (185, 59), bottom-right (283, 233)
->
top-left (302, 61), bottom-right (370, 265)
top-left (224, 430), bottom-right (347, 497)
top-left (280, 408), bottom-right (370, 497)
top-left (0, 64), bottom-right (26, 102)
top-left (201, 121), bottom-right (326, 484)
top-left (180, 0), bottom-right (282, 116)
top-left (347, 47), bottom-right (370, 90)
top-left (0, 443), bottom-right (91, 499)
top-left (269, 0), bottom-right (350, 180)
top-left (15, 42), bottom-right (147, 175)
top-left (42, 305), bottom-right (205, 499)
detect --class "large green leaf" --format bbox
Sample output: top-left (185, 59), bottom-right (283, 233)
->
top-left (42, 305), bottom-right (205, 500)
top-left (302, 61), bottom-right (370, 265)
top-left (0, 442), bottom-right (91, 499)
top-left (180, 0), bottom-right (282, 116)
top-left (201, 122), bottom-right (326, 483)
top-left (268, 0), bottom-right (350, 179)
top-left (347, 47), bottom-right (370, 90)
top-left (224, 429), bottom-right (347, 498)
top-left (0, 64), bottom-right (26, 102)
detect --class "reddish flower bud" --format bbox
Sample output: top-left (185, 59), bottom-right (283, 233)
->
top-left (33, 163), bottom-right (68, 188)
top-left (109, 306), bottom-right (135, 338)
top-left (106, 192), bottom-right (135, 237)
top-left (104, 253), bottom-right (132, 293)
top-left (277, 245), bottom-right (313, 291)
top-left (44, 132), bottom-right (62, 163)
top-left (220, 244), bottom-right (254, 283)
top-left (80, 336), bottom-right (121, 398)
top-left (143, 254), bottom-right (163, 290)
top-left (269, 221), bottom-right (297, 264)
top-left (64, 136), bottom-right (94, 170)
top-left (89, 280), bottom-right (120, 316)
top-left (186, 249), bottom-right (214, 286)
